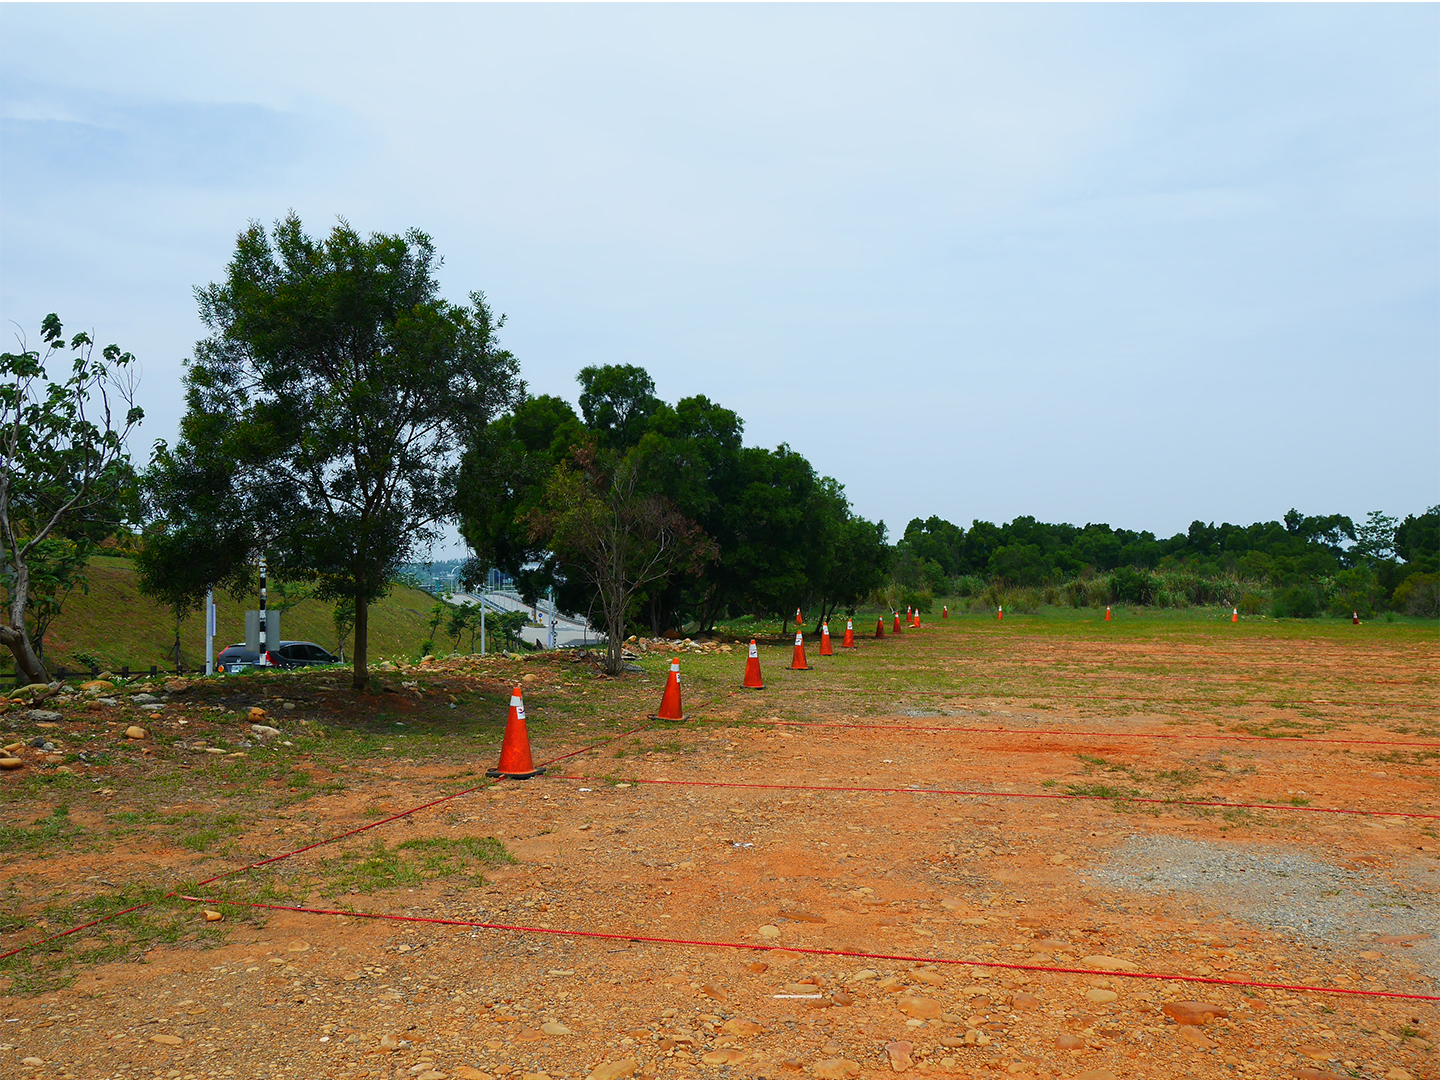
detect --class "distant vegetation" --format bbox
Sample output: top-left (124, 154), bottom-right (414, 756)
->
top-left (890, 507), bottom-right (1439, 619)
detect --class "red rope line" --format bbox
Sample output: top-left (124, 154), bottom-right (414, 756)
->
top-left (707, 716), bottom-right (1440, 749)
top-left (0, 724), bottom-right (650, 962)
top-left (174, 896), bottom-right (1440, 1003)
top-left (553, 774), bottom-right (1440, 820)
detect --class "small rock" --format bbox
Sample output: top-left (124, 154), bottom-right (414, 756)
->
top-left (1176, 1026), bottom-right (1216, 1049)
top-left (758, 924), bottom-right (781, 939)
top-left (203, 910), bottom-right (224, 922)
top-left (1079, 955), bottom-right (1137, 971)
top-left (54, 765), bottom-right (73, 775)
top-left (251, 724), bottom-right (282, 739)
top-left (587, 1058), bottom-right (637, 1080)
top-left (24, 709), bottom-right (61, 723)
top-left (701, 981), bottom-right (727, 1001)
top-left (286, 939), bottom-right (310, 952)
top-left (1291, 1069), bottom-right (1348, 1080)
top-left (132, 693), bottom-right (161, 705)
top-left (1383, 1071), bottom-right (1413, 1080)
top-left (248, 706), bottom-right (267, 721)
top-left (124, 725), bottom-right (147, 740)
top-left (451, 1069), bottom-right (493, 1080)
top-left (1011, 992), bottom-right (1040, 1010)
top-left (1162, 1001), bottom-right (1229, 1026)
top-left (21, 1058), bottom-right (43, 1067)
top-left (885, 1041), bottom-right (914, 1072)
top-left (0, 756), bottom-right (23, 770)
top-left (81, 680), bottom-right (114, 692)
top-left (721, 1018), bottom-right (762, 1035)
top-left (522, 673), bottom-right (538, 684)
top-left (163, 678), bottom-right (190, 693)
top-left (282, 702), bottom-right (296, 711)
top-left (150, 1034), bottom-right (183, 1046)
top-left (910, 969), bottom-right (944, 986)
top-left (1055, 1035), bottom-right (1084, 1050)
top-left (417, 1071), bottom-right (448, 1080)
top-left (540, 1022), bottom-right (571, 1036)
top-left (1084, 989), bottom-right (1118, 1005)
top-left (1073, 1072), bottom-right (1118, 1080)
top-left (379, 1033), bottom-right (403, 1052)
top-left (897, 996), bottom-right (942, 1019)
top-left (514, 1029), bottom-right (545, 1042)
top-left (702, 1050), bottom-right (746, 1065)
top-left (812, 1059), bottom-right (860, 1080)
top-left (1296, 1045), bottom-right (1333, 1062)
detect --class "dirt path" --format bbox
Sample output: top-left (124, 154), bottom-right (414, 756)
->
top-left (1, 615), bottom-right (1436, 1080)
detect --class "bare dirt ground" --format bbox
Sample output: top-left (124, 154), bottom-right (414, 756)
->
top-left (1, 613), bottom-right (1436, 1080)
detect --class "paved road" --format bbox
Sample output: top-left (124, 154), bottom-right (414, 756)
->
top-left (448, 590), bottom-right (602, 649)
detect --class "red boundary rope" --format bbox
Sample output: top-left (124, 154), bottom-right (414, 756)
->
top-left (714, 715), bottom-right (1440, 749)
top-left (174, 896), bottom-right (1440, 1003)
top-left (553, 774), bottom-right (1440, 820)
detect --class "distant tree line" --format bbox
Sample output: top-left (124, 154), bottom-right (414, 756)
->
top-left (891, 508), bottom-right (1439, 618)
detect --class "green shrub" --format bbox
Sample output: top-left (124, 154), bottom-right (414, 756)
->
top-left (1272, 585), bottom-right (1319, 618)
top-left (1393, 572), bottom-right (1439, 617)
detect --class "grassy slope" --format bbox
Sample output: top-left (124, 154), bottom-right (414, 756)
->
top-left (32, 556), bottom-right (437, 673)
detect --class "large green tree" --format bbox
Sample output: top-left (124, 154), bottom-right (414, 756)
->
top-left (143, 215), bottom-right (522, 688)
top-left (1, 316), bottom-right (142, 684)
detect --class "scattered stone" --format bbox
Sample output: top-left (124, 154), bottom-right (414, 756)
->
top-left (1176, 1026), bottom-right (1216, 1049)
top-left (758, 924), bottom-right (781, 939)
top-left (21, 1058), bottom-right (43, 1067)
top-left (1084, 989), bottom-right (1118, 1005)
top-left (379, 1034), bottom-right (403, 1052)
top-left (251, 724), bottom-right (282, 739)
top-left (81, 680), bottom-right (114, 692)
top-left (1162, 1001), bottom-right (1229, 1026)
top-left (701, 981), bottom-right (727, 1001)
top-left (540, 1022), bottom-right (571, 1036)
top-left (721, 1018), bottom-right (762, 1035)
top-left (1073, 1072), bottom-right (1118, 1080)
top-left (248, 707), bottom-right (267, 721)
top-left (451, 1069), bottom-right (493, 1080)
top-left (523, 673), bottom-right (538, 683)
top-left (812, 1059), bottom-right (860, 1079)
top-left (124, 726), bottom-right (148, 740)
top-left (163, 678), bottom-right (190, 693)
top-left (514, 1029), bottom-right (545, 1043)
top-left (885, 1041), bottom-right (914, 1072)
top-left (897, 996), bottom-right (942, 1019)
top-left (0, 756), bottom-right (22, 770)
top-left (1055, 1035), bottom-right (1084, 1050)
top-left (1079, 955), bottom-right (1137, 971)
top-left (702, 1050), bottom-right (746, 1065)
top-left (1011, 992), bottom-right (1040, 1010)
top-left (1291, 1069), bottom-right (1348, 1080)
top-left (24, 709), bottom-right (61, 723)
top-left (910, 969), bottom-right (944, 986)
top-left (131, 693), bottom-right (161, 705)
top-left (286, 939), bottom-right (310, 952)
top-left (417, 1071), bottom-right (447, 1080)
top-left (150, 1034), bottom-right (183, 1046)
top-left (1383, 1071), bottom-right (1413, 1080)
top-left (203, 910), bottom-right (223, 922)
top-left (587, 1058), bottom-right (637, 1080)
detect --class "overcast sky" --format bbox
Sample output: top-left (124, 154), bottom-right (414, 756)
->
top-left (2, 3), bottom-right (1436, 555)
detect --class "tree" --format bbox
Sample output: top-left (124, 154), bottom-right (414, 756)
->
top-left (576, 365), bottom-right (661, 450)
top-left (144, 214), bottom-right (522, 688)
top-left (0, 316), bottom-right (142, 684)
top-left (527, 443), bottom-right (713, 675)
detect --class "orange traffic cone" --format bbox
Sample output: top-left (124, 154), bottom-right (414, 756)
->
top-left (841, 618), bottom-right (856, 648)
top-left (942, 605), bottom-right (948, 619)
top-left (1352, 611), bottom-right (1359, 625)
top-left (1105, 606), bottom-right (1111, 622)
top-left (794, 606), bottom-right (802, 627)
top-left (875, 615), bottom-right (885, 639)
top-left (742, 639), bottom-right (764, 689)
top-left (790, 631), bottom-right (810, 670)
top-left (819, 621), bottom-right (834, 655)
top-left (652, 657), bottom-right (686, 721)
top-left (893, 611), bottom-right (902, 634)
top-left (997, 605), bottom-right (1004, 621)
top-left (1231, 607), bottom-right (1238, 624)
top-left (487, 687), bottom-right (545, 780)
top-left (913, 609), bottom-right (921, 629)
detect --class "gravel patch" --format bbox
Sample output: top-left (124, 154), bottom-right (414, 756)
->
top-left (1091, 834), bottom-right (1439, 983)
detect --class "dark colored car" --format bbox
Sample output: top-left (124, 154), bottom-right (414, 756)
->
top-left (217, 640), bottom-right (340, 673)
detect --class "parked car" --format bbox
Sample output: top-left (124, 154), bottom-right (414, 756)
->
top-left (217, 641), bottom-right (341, 673)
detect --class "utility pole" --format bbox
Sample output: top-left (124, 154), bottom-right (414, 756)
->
top-left (205, 589), bottom-right (215, 676)
top-left (547, 585), bottom-right (557, 650)
top-left (257, 556), bottom-right (269, 665)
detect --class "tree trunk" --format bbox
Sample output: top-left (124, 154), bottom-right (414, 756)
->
top-left (1, 560), bottom-right (49, 686)
top-left (352, 597), bottom-right (369, 690)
